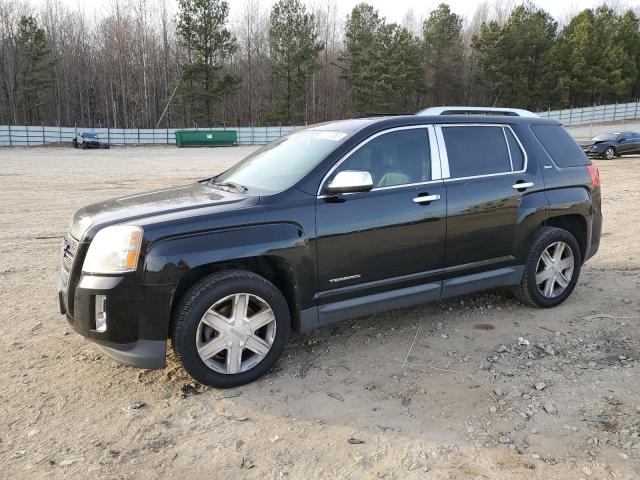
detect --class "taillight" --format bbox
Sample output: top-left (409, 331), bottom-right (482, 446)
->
top-left (586, 164), bottom-right (600, 188)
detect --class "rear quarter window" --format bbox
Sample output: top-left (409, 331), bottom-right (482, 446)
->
top-left (531, 124), bottom-right (589, 167)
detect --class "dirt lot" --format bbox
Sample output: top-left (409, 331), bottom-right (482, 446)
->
top-left (1, 146), bottom-right (639, 479)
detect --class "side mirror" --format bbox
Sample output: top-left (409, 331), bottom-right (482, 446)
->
top-left (326, 170), bottom-right (374, 195)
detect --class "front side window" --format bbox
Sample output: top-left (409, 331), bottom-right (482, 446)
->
top-left (442, 126), bottom-right (514, 178)
top-left (328, 128), bottom-right (431, 189)
top-left (215, 129), bottom-right (348, 194)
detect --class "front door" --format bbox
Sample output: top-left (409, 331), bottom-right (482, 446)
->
top-left (315, 126), bottom-right (446, 319)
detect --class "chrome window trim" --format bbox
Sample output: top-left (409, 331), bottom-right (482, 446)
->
top-left (434, 126), bottom-right (450, 178)
top-left (502, 126), bottom-right (514, 171)
top-left (436, 123), bottom-right (528, 183)
top-left (316, 125), bottom-right (441, 197)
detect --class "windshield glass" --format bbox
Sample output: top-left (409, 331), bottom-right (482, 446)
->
top-left (214, 129), bottom-right (348, 193)
top-left (592, 133), bottom-right (619, 141)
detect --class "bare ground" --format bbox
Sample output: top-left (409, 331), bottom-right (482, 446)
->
top-left (0, 146), bottom-right (639, 480)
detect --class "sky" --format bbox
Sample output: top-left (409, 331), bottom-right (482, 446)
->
top-left (26, 0), bottom-right (640, 25)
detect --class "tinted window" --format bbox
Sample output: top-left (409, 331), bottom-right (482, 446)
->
top-left (505, 128), bottom-right (525, 171)
top-left (531, 125), bottom-right (589, 167)
top-left (333, 129), bottom-right (430, 188)
top-left (443, 126), bottom-right (511, 178)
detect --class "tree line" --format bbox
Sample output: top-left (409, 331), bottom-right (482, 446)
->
top-left (1, 0), bottom-right (639, 128)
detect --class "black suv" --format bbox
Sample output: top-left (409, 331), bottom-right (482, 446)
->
top-left (57, 107), bottom-right (602, 388)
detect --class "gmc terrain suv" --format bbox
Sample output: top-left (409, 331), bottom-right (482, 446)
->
top-left (57, 107), bottom-right (602, 388)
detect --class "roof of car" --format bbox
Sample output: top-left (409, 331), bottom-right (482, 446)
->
top-left (306, 114), bottom-right (561, 135)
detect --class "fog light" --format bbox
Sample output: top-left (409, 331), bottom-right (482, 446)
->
top-left (95, 295), bottom-right (107, 333)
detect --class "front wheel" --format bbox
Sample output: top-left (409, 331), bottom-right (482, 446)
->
top-left (513, 227), bottom-right (582, 308)
top-left (172, 270), bottom-right (290, 388)
top-left (604, 146), bottom-right (615, 160)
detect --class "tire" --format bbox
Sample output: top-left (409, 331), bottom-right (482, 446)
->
top-left (513, 227), bottom-right (582, 308)
top-left (171, 270), bottom-right (291, 388)
top-left (604, 146), bottom-right (615, 160)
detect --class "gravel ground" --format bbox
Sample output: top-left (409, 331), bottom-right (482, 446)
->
top-left (0, 146), bottom-right (639, 479)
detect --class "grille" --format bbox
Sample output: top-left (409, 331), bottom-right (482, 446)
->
top-left (61, 235), bottom-right (78, 272)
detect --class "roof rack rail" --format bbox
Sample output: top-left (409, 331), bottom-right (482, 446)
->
top-left (416, 106), bottom-right (538, 118)
top-left (353, 112), bottom-right (410, 119)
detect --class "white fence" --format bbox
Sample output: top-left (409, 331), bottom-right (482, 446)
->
top-left (4, 103), bottom-right (640, 146)
top-left (536, 101), bottom-right (640, 126)
top-left (0, 125), bottom-right (300, 147)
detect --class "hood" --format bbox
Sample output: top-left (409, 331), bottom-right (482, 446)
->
top-left (70, 182), bottom-right (258, 239)
top-left (578, 140), bottom-right (609, 149)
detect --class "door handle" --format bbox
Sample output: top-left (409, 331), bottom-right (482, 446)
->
top-left (412, 194), bottom-right (441, 203)
top-left (512, 181), bottom-right (534, 190)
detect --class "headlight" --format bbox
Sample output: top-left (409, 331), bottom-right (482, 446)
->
top-left (82, 226), bottom-right (143, 274)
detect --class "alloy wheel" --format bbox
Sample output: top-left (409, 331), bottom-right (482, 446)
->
top-left (195, 293), bottom-right (277, 374)
top-left (605, 147), bottom-right (614, 160)
top-left (535, 241), bottom-right (575, 298)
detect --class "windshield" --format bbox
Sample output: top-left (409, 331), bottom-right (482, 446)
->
top-left (592, 133), bottom-right (619, 142)
top-left (213, 129), bottom-right (348, 193)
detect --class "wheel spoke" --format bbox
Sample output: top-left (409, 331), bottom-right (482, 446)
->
top-left (226, 341), bottom-right (243, 374)
top-left (248, 308), bottom-right (275, 331)
top-left (202, 309), bottom-right (231, 333)
top-left (540, 250), bottom-right (553, 268)
top-left (536, 267), bottom-right (554, 285)
top-left (232, 294), bottom-right (249, 321)
top-left (559, 256), bottom-right (574, 271)
top-left (543, 277), bottom-right (555, 297)
top-left (553, 242), bottom-right (565, 262)
top-left (245, 334), bottom-right (271, 356)
top-left (198, 335), bottom-right (227, 360)
top-left (556, 272), bottom-right (570, 289)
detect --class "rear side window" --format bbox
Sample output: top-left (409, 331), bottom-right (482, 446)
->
top-left (531, 124), bottom-right (589, 167)
top-left (505, 128), bottom-right (525, 171)
top-left (442, 126), bottom-right (512, 178)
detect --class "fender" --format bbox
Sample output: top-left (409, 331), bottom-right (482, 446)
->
top-left (512, 191), bottom-right (550, 262)
top-left (140, 222), bottom-right (315, 339)
top-left (545, 186), bottom-right (594, 258)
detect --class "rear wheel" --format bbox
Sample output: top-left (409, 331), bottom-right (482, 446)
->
top-left (172, 270), bottom-right (290, 388)
top-left (514, 227), bottom-right (582, 308)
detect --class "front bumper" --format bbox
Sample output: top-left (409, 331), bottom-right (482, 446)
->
top-left (95, 339), bottom-right (167, 369)
top-left (57, 269), bottom-right (172, 370)
top-left (582, 148), bottom-right (604, 158)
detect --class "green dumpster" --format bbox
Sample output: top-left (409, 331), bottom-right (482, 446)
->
top-left (175, 130), bottom-right (237, 147)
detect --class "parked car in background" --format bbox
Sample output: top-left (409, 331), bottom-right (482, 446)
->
top-left (72, 132), bottom-right (110, 149)
top-left (57, 107), bottom-right (602, 388)
top-left (579, 131), bottom-right (640, 159)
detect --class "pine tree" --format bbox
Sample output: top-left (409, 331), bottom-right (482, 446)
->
top-left (177, 0), bottom-right (238, 126)
top-left (423, 4), bottom-right (464, 106)
top-left (266, 0), bottom-right (322, 124)
top-left (341, 3), bottom-right (382, 114)
top-left (15, 16), bottom-right (52, 124)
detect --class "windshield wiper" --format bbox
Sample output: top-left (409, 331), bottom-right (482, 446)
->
top-left (210, 180), bottom-right (248, 192)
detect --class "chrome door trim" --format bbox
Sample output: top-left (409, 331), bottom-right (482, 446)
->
top-left (316, 124), bottom-right (441, 197)
top-left (435, 123), bottom-right (529, 183)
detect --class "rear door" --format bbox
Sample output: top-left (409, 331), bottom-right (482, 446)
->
top-left (436, 123), bottom-right (544, 294)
